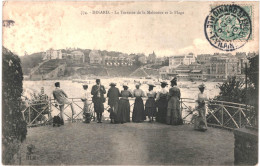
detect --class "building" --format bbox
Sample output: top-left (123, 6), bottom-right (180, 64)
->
top-left (147, 51), bottom-right (156, 63)
top-left (154, 57), bottom-right (164, 65)
top-left (209, 55), bottom-right (238, 79)
top-left (104, 54), bottom-right (133, 66)
top-left (138, 54), bottom-right (147, 64)
top-left (71, 51), bottom-right (84, 63)
top-left (169, 53), bottom-right (195, 68)
top-left (197, 54), bottom-right (212, 64)
top-left (236, 52), bottom-right (248, 74)
top-left (159, 66), bottom-right (170, 79)
top-left (42, 49), bottom-right (62, 60)
top-left (168, 64), bottom-right (191, 79)
top-left (89, 50), bottom-right (102, 64)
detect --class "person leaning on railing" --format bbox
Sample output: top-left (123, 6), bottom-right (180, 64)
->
top-left (53, 82), bottom-right (75, 125)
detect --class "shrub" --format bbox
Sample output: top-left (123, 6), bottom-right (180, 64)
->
top-left (2, 47), bottom-right (27, 164)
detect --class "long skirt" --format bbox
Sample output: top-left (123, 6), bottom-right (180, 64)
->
top-left (117, 98), bottom-right (130, 123)
top-left (167, 97), bottom-right (183, 125)
top-left (93, 98), bottom-right (104, 113)
top-left (156, 97), bottom-right (168, 123)
top-left (109, 102), bottom-right (118, 122)
top-left (145, 98), bottom-right (157, 117)
top-left (194, 104), bottom-right (207, 131)
top-left (132, 97), bottom-right (146, 122)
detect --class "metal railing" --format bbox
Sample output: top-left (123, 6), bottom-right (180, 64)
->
top-left (21, 97), bottom-right (256, 129)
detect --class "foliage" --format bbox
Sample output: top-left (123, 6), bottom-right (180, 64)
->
top-left (247, 54), bottom-right (259, 90)
top-left (2, 47), bottom-right (27, 164)
top-left (208, 54), bottom-right (259, 128)
top-left (214, 76), bottom-right (247, 103)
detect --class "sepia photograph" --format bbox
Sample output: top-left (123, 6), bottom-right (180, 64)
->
top-left (2, 1), bottom-right (259, 165)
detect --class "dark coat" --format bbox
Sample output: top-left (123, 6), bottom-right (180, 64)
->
top-left (91, 84), bottom-right (106, 103)
top-left (91, 84), bottom-right (106, 113)
top-left (107, 87), bottom-right (120, 107)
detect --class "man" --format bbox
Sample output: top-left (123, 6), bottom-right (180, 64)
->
top-left (91, 79), bottom-right (106, 123)
top-left (107, 82), bottom-right (120, 123)
top-left (81, 85), bottom-right (92, 123)
top-left (53, 82), bottom-right (75, 125)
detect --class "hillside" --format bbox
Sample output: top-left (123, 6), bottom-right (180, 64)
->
top-left (20, 52), bottom-right (43, 75)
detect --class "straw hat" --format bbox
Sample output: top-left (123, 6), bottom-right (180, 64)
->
top-left (135, 82), bottom-right (141, 86)
top-left (122, 83), bottom-right (128, 87)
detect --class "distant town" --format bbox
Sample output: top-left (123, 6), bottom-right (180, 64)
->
top-left (22, 47), bottom-right (259, 81)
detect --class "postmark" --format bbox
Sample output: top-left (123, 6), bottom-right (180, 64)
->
top-left (204, 4), bottom-right (252, 51)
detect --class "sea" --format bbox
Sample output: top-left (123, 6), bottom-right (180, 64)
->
top-left (23, 78), bottom-right (221, 121)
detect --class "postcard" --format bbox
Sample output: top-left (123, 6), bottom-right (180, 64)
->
top-left (2, 1), bottom-right (259, 165)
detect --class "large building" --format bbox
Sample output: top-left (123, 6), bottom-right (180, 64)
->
top-left (42, 49), bottom-right (62, 60)
top-left (169, 53), bottom-right (195, 68)
top-left (209, 55), bottom-right (238, 79)
top-left (89, 50), bottom-right (102, 64)
top-left (196, 54), bottom-right (212, 64)
top-left (104, 54), bottom-right (133, 66)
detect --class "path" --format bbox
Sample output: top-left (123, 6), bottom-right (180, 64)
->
top-left (19, 122), bottom-right (234, 165)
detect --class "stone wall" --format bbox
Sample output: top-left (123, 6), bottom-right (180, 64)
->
top-left (234, 127), bottom-right (258, 165)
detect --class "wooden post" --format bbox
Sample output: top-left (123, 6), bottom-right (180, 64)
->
top-left (180, 98), bottom-right (183, 120)
top-left (221, 102), bottom-right (224, 127)
top-left (239, 106), bottom-right (242, 128)
top-left (29, 106), bottom-right (31, 124)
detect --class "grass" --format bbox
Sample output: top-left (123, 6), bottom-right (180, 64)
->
top-left (19, 122), bottom-right (234, 165)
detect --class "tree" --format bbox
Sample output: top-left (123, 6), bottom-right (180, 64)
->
top-left (2, 47), bottom-right (27, 164)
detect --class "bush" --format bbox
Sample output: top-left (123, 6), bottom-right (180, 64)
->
top-left (2, 47), bottom-right (27, 164)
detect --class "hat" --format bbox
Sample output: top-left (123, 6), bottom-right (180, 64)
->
top-left (122, 83), bottom-right (128, 87)
top-left (109, 82), bottom-right (117, 86)
top-left (96, 79), bottom-right (100, 82)
top-left (198, 83), bottom-right (206, 89)
top-left (135, 82), bottom-right (141, 86)
top-left (160, 81), bottom-right (168, 85)
top-left (83, 84), bottom-right (88, 89)
top-left (170, 77), bottom-right (177, 83)
top-left (148, 83), bottom-right (156, 87)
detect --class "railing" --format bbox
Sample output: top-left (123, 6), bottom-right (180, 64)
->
top-left (22, 97), bottom-right (256, 129)
top-left (181, 98), bottom-right (256, 130)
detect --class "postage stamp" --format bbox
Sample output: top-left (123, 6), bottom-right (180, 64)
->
top-left (204, 4), bottom-right (252, 51)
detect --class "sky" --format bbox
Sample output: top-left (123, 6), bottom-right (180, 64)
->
top-left (2, 1), bottom-right (259, 57)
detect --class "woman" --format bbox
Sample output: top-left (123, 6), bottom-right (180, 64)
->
top-left (167, 77), bottom-right (183, 125)
top-left (117, 83), bottom-right (132, 123)
top-left (81, 85), bottom-right (92, 123)
top-left (156, 81), bottom-right (168, 123)
top-left (193, 83), bottom-right (208, 131)
top-left (107, 82), bottom-right (120, 124)
top-left (145, 84), bottom-right (157, 122)
top-left (132, 83), bottom-right (146, 122)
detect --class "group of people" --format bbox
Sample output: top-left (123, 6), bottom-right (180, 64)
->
top-left (52, 78), bottom-right (208, 131)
